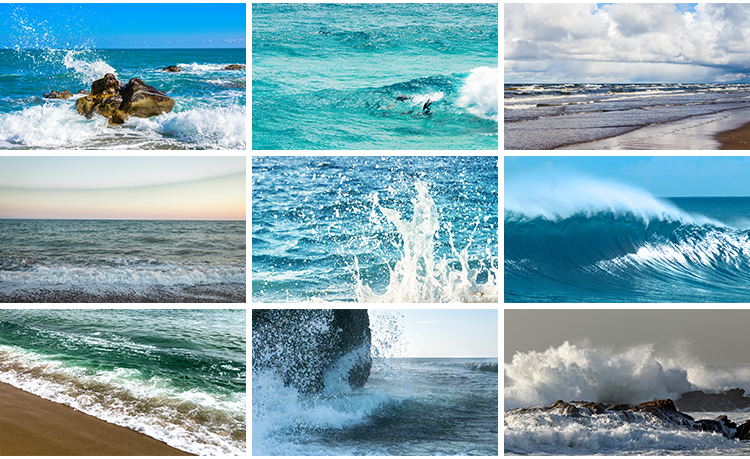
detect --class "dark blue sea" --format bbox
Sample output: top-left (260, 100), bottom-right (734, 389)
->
top-left (0, 48), bottom-right (246, 149)
top-left (0, 309), bottom-right (246, 454)
top-left (505, 190), bottom-right (750, 302)
top-left (0, 219), bottom-right (246, 302)
top-left (253, 310), bottom-right (498, 455)
top-left (252, 156), bottom-right (498, 303)
top-left (252, 3), bottom-right (498, 150)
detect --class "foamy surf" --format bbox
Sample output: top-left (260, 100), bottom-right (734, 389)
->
top-left (457, 66), bottom-right (498, 120)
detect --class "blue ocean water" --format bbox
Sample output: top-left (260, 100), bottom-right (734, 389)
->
top-left (252, 3), bottom-right (498, 150)
top-left (505, 177), bottom-right (750, 302)
top-left (0, 309), bottom-right (246, 455)
top-left (253, 310), bottom-right (498, 456)
top-left (252, 156), bottom-right (498, 303)
top-left (0, 219), bottom-right (246, 302)
top-left (505, 83), bottom-right (750, 149)
top-left (0, 48), bottom-right (246, 149)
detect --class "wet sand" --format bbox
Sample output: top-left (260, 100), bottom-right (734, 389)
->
top-left (715, 121), bottom-right (750, 149)
top-left (0, 381), bottom-right (193, 455)
top-left (557, 108), bottom-right (750, 150)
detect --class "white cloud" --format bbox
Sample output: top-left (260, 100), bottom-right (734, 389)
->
top-left (505, 3), bottom-right (750, 82)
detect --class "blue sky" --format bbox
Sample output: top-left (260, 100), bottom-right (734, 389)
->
top-left (372, 309), bottom-right (498, 358)
top-left (505, 156), bottom-right (750, 197)
top-left (506, 3), bottom-right (750, 83)
top-left (2, 3), bottom-right (246, 49)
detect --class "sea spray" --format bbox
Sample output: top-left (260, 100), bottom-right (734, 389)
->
top-left (504, 341), bottom-right (750, 410)
top-left (457, 66), bottom-right (498, 120)
top-left (354, 181), bottom-right (497, 303)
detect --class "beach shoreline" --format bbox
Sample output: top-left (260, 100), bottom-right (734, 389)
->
top-left (0, 380), bottom-right (193, 455)
top-left (556, 108), bottom-right (750, 150)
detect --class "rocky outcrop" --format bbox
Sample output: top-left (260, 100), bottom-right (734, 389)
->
top-left (75, 73), bottom-right (174, 124)
top-left (507, 398), bottom-right (744, 440)
top-left (252, 309), bottom-right (371, 394)
top-left (163, 65), bottom-right (181, 72)
top-left (223, 64), bottom-right (245, 70)
top-left (675, 388), bottom-right (750, 412)
top-left (43, 89), bottom-right (73, 99)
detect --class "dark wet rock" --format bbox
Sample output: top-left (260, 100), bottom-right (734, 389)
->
top-left (506, 398), bottom-right (744, 440)
top-left (223, 64), bottom-right (245, 70)
top-left (163, 65), bottom-right (181, 72)
top-left (252, 309), bottom-right (371, 394)
top-left (43, 89), bottom-right (73, 99)
top-left (675, 388), bottom-right (750, 412)
top-left (736, 420), bottom-right (750, 440)
top-left (75, 73), bottom-right (174, 124)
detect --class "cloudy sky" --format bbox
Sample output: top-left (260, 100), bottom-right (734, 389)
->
top-left (505, 3), bottom-right (750, 83)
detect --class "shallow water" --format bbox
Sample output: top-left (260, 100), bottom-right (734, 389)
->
top-left (252, 3), bottom-right (498, 150)
top-left (0, 48), bottom-right (246, 149)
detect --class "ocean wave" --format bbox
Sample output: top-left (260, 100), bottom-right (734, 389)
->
top-left (0, 344), bottom-right (245, 455)
top-left (457, 66), bottom-right (498, 120)
top-left (505, 342), bottom-right (750, 411)
top-left (0, 102), bottom-right (108, 148)
top-left (127, 105), bottom-right (246, 149)
top-left (0, 256), bottom-right (246, 295)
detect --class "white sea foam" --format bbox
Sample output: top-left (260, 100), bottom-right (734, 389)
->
top-left (457, 66), bottom-right (498, 120)
top-left (505, 173), bottom-right (719, 225)
top-left (354, 181), bottom-right (497, 303)
top-left (504, 341), bottom-right (750, 410)
top-left (505, 405), bottom-right (744, 455)
top-left (178, 63), bottom-right (240, 73)
top-left (0, 259), bottom-right (245, 294)
top-left (0, 103), bottom-right (108, 148)
top-left (0, 344), bottom-right (245, 455)
top-left (127, 105), bottom-right (246, 149)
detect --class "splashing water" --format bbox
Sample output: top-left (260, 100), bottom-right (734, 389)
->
top-left (62, 50), bottom-right (117, 85)
top-left (354, 181), bottom-right (497, 303)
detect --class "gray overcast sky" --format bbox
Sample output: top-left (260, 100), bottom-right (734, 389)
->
top-left (505, 3), bottom-right (750, 83)
top-left (505, 156), bottom-right (750, 197)
top-left (505, 309), bottom-right (750, 366)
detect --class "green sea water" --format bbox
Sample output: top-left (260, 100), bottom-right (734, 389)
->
top-left (0, 309), bottom-right (246, 455)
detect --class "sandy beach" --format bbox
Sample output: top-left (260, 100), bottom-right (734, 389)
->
top-left (0, 381), bottom-right (192, 455)
top-left (557, 108), bottom-right (750, 150)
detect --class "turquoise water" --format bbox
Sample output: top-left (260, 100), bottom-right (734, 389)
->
top-left (0, 48), bottom-right (246, 149)
top-left (0, 219), bottom-right (246, 302)
top-left (252, 3), bottom-right (498, 149)
top-left (0, 309), bottom-right (246, 455)
top-left (252, 156), bottom-right (498, 303)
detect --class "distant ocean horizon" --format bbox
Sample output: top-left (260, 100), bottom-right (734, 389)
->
top-left (0, 219), bottom-right (246, 302)
top-left (0, 47), bottom-right (246, 149)
top-left (505, 82), bottom-right (750, 149)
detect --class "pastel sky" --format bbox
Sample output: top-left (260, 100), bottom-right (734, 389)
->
top-left (505, 156), bottom-right (750, 197)
top-left (371, 309), bottom-right (498, 358)
top-left (2, 3), bottom-right (246, 49)
top-left (0, 156), bottom-right (246, 220)
top-left (505, 3), bottom-right (750, 83)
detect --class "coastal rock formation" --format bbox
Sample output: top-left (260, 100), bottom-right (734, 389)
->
top-left (75, 73), bottom-right (175, 124)
top-left (223, 64), bottom-right (245, 70)
top-left (163, 65), bottom-right (181, 72)
top-left (507, 398), bottom-right (742, 440)
top-left (43, 89), bottom-right (73, 99)
top-left (675, 388), bottom-right (750, 412)
top-left (252, 309), bottom-right (371, 394)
